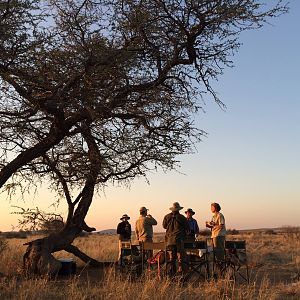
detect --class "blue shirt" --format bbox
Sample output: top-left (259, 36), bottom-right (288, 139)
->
top-left (187, 218), bottom-right (200, 235)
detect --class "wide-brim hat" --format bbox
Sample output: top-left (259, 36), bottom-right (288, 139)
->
top-left (139, 206), bottom-right (148, 212)
top-left (120, 214), bottom-right (130, 220)
top-left (169, 202), bottom-right (184, 212)
top-left (185, 208), bottom-right (195, 215)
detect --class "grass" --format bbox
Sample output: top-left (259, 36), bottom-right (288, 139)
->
top-left (0, 229), bottom-right (299, 299)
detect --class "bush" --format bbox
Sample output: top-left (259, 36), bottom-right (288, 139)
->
top-left (227, 229), bottom-right (239, 235)
top-left (3, 231), bottom-right (28, 239)
top-left (265, 229), bottom-right (277, 235)
top-left (198, 229), bottom-right (211, 237)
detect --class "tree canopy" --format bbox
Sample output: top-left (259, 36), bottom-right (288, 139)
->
top-left (0, 0), bottom-right (288, 224)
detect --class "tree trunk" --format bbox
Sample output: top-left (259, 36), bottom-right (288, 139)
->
top-left (23, 172), bottom-right (102, 276)
top-left (23, 225), bottom-right (103, 276)
top-left (23, 123), bottom-right (102, 276)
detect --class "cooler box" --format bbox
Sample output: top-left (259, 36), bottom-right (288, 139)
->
top-left (58, 258), bottom-right (76, 275)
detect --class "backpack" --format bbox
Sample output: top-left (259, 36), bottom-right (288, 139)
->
top-left (147, 250), bottom-right (165, 265)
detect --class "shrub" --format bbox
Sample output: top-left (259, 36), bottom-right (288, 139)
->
top-left (265, 229), bottom-right (277, 235)
top-left (227, 229), bottom-right (240, 235)
top-left (198, 229), bottom-right (211, 237)
top-left (3, 231), bottom-right (28, 239)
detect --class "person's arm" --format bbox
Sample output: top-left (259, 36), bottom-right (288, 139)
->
top-left (117, 223), bottom-right (122, 234)
top-left (206, 216), bottom-right (215, 228)
top-left (135, 221), bottom-right (139, 240)
top-left (220, 214), bottom-right (225, 226)
top-left (205, 221), bottom-right (213, 228)
top-left (183, 216), bottom-right (190, 233)
top-left (128, 224), bottom-right (132, 237)
top-left (194, 219), bottom-right (200, 235)
top-left (214, 214), bottom-right (225, 230)
top-left (162, 215), bottom-right (168, 229)
top-left (146, 215), bottom-right (157, 225)
top-left (213, 224), bottom-right (224, 231)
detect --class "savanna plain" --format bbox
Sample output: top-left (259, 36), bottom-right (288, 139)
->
top-left (0, 228), bottom-right (299, 300)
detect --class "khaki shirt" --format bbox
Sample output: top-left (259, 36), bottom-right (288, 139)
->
top-left (135, 215), bottom-right (157, 242)
top-left (211, 212), bottom-right (226, 238)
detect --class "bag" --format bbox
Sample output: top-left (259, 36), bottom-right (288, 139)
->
top-left (148, 250), bottom-right (165, 265)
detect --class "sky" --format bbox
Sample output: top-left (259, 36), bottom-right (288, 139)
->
top-left (0, 1), bottom-right (299, 232)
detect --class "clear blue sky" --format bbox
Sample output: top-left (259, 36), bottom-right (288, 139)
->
top-left (1, 1), bottom-right (299, 232)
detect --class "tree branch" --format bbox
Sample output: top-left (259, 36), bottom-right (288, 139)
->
top-left (64, 244), bottom-right (103, 267)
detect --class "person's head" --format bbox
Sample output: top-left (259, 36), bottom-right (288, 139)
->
top-left (185, 208), bottom-right (195, 219)
top-left (169, 202), bottom-right (184, 214)
top-left (211, 202), bottom-right (221, 213)
top-left (120, 214), bottom-right (130, 222)
top-left (139, 206), bottom-right (148, 216)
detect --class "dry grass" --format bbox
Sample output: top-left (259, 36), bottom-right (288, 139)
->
top-left (0, 230), bottom-right (299, 299)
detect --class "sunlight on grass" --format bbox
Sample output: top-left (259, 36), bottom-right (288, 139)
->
top-left (0, 230), bottom-right (299, 299)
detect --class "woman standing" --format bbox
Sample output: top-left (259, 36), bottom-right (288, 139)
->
top-left (206, 202), bottom-right (226, 261)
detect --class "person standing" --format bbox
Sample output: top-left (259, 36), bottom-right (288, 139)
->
top-left (117, 214), bottom-right (131, 264)
top-left (185, 208), bottom-right (200, 241)
top-left (206, 202), bottom-right (226, 261)
top-left (135, 207), bottom-right (157, 259)
top-left (135, 206), bottom-right (157, 243)
top-left (163, 202), bottom-right (189, 276)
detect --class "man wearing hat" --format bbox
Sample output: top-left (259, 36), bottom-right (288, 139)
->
top-left (135, 207), bottom-right (157, 260)
top-left (117, 214), bottom-right (132, 264)
top-left (162, 202), bottom-right (189, 275)
top-left (185, 208), bottom-right (200, 242)
top-left (117, 214), bottom-right (131, 241)
top-left (135, 207), bottom-right (157, 243)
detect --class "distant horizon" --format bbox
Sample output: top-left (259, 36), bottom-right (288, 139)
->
top-left (2, 224), bottom-right (299, 234)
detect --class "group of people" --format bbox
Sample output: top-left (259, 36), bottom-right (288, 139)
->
top-left (117, 202), bottom-right (226, 274)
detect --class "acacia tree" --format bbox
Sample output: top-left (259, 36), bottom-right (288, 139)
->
top-left (0, 0), bottom-right (287, 274)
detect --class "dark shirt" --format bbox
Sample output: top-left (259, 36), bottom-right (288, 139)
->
top-left (117, 221), bottom-right (131, 241)
top-left (186, 218), bottom-right (200, 240)
top-left (162, 212), bottom-right (189, 245)
top-left (187, 218), bottom-right (200, 235)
